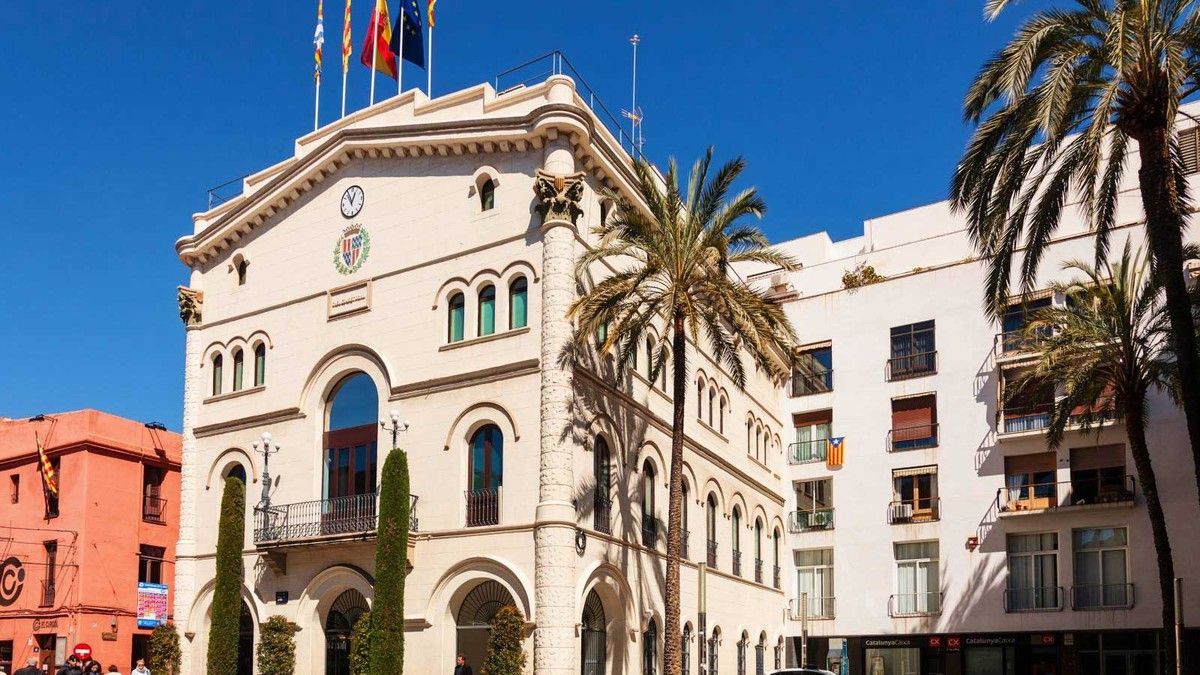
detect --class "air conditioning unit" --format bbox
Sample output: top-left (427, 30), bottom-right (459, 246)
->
top-left (769, 272), bottom-right (794, 293)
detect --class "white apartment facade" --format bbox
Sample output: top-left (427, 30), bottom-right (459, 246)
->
top-left (171, 75), bottom-right (789, 675)
top-left (764, 130), bottom-right (1200, 674)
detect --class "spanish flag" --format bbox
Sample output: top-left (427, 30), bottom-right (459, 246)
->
top-left (359, 0), bottom-right (398, 79)
top-left (826, 437), bottom-right (845, 468)
top-left (36, 432), bottom-right (58, 497)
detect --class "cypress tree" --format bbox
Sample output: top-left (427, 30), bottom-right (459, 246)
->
top-left (481, 605), bottom-right (526, 675)
top-left (208, 476), bottom-right (246, 675)
top-left (256, 615), bottom-right (300, 675)
top-left (147, 623), bottom-right (182, 675)
top-left (349, 611), bottom-right (372, 675)
top-left (367, 449), bottom-right (410, 675)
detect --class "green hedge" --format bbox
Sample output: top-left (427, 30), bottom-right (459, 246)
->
top-left (482, 605), bottom-right (526, 675)
top-left (256, 615), bottom-right (301, 675)
top-left (367, 450), bottom-right (410, 675)
top-left (148, 623), bottom-right (182, 675)
top-left (350, 611), bottom-right (372, 675)
top-left (207, 477), bottom-right (246, 675)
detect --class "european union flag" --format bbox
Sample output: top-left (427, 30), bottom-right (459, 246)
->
top-left (391, 0), bottom-right (425, 68)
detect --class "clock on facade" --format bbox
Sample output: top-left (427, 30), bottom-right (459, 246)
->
top-left (340, 185), bottom-right (365, 218)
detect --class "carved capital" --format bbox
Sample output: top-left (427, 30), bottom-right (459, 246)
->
top-left (177, 286), bottom-right (204, 326)
top-left (533, 169), bottom-right (586, 226)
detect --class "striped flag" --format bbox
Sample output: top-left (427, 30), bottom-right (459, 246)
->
top-left (36, 433), bottom-right (58, 497)
top-left (341, 0), bottom-right (352, 72)
top-left (314, 1), bottom-right (326, 83)
top-left (826, 437), bottom-right (845, 468)
top-left (427, 0), bottom-right (436, 27)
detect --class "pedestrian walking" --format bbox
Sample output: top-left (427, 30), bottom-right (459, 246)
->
top-left (452, 654), bottom-right (473, 675)
top-left (130, 660), bottom-right (149, 675)
top-left (14, 658), bottom-right (40, 675)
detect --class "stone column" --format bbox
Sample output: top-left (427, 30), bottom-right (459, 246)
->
top-left (173, 283), bottom-right (203, 669)
top-left (533, 133), bottom-right (585, 675)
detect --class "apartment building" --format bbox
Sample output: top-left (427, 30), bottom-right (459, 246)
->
top-left (764, 154), bottom-right (1200, 674)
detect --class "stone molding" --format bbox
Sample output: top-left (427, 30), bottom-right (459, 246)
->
top-left (192, 407), bottom-right (306, 439)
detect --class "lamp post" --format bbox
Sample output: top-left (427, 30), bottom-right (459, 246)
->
top-left (380, 409), bottom-right (409, 451)
top-left (252, 431), bottom-right (279, 509)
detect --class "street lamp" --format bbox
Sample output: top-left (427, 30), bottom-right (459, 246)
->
top-left (252, 431), bottom-right (279, 508)
top-left (380, 409), bottom-right (410, 451)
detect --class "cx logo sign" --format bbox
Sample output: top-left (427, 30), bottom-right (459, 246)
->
top-left (0, 557), bottom-right (25, 606)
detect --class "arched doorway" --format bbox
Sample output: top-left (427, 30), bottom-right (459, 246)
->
top-left (581, 589), bottom-right (606, 675)
top-left (456, 580), bottom-right (516, 669)
top-left (237, 601), bottom-right (254, 675)
top-left (325, 589), bottom-right (369, 675)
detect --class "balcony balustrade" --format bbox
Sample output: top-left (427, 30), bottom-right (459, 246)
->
top-left (593, 498), bottom-right (611, 534)
top-left (787, 596), bottom-right (835, 620)
top-left (790, 370), bottom-right (833, 397)
top-left (142, 495), bottom-right (167, 524)
top-left (732, 550), bottom-right (742, 577)
top-left (40, 581), bottom-right (55, 608)
top-left (995, 475), bottom-right (1136, 515)
top-left (887, 423), bottom-right (939, 451)
top-left (888, 592), bottom-right (943, 617)
top-left (787, 509), bottom-right (835, 532)
top-left (1072, 583), bottom-right (1134, 610)
top-left (887, 498), bottom-right (940, 524)
top-left (706, 539), bottom-right (718, 567)
top-left (754, 558), bottom-right (764, 584)
top-left (682, 531), bottom-right (689, 559)
top-left (466, 487), bottom-right (500, 527)
top-left (886, 351), bottom-right (938, 381)
top-left (641, 516), bottom-right (658, 548)
top-left (773, 565), bottom-right (781, 590)
top-left (1004, 586), bottom-right (1064, 612)
top-left (254, 492), bottom-right (419, 544)
top-left (787, 438), bottom-right (829, 465)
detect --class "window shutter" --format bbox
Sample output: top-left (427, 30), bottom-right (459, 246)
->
top-left (793, 410), bottom-right (832, 427)
top-left (891, 394), bottom-right (935, 429)
top-left (1181, 127), bottom-right (1200, 175)
top-left (1004, 451), bottom-right (1056, 475)
top-left (1070, 444), bottom-right (1125, 471)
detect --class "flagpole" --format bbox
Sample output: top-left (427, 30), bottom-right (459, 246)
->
top-left (369, 1), bottom-right (378, 105)
top-left (341, 0), bottom-right (350, 118)
top-left (341, 67), bottom-right (349, 117)
top-left (315, 78), bottom-right (321, 131)
top-left (397, 12), bottom-right (404, 96)
top-left (427, 22), bottom-right (433, 96)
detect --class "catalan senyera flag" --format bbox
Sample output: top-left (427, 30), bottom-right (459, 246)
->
top-left (826, 436), bottom-right (845, 468)
top-left (427, 0), bottom-right (436, 27)
top-left (314, 1), bottom-right (326, 83)
top-left (359, 0), bottom-right (398, 79)
top-left (341, 0), bottom-right (352, 71)
top-left (36, 433), bottom-right (58, 497)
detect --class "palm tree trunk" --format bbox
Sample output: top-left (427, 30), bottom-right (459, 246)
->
top-left (1126, 394), bottom-right (1177, 671)
top-left (1135, 127), bottom-right (1200, 521)
top-left (663, 310), bottom-right (687, 675)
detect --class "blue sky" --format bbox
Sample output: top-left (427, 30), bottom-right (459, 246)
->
top-left (0, 2), bottom-right (1036, 429)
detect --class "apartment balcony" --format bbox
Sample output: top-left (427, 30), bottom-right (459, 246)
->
top-left (754, 558), bottom-right (764, 584)
top-left (994, 330), bottom-right (1051, 363)
top-left (888, 592), bottom-right (943, 618)
top-left (999, 401), bottom-right (1120, 439)
top-left (39, 581), bottom-right (55, 608)
top-left (1004, 586), bottom-right (1065, 613)
top-left (787, 509), bottom-right (835, 532)
top-left (1072, 583), bottom-right (1134, 610)
top-left (707, 539), bottom-right (718, 567)
top-left (641, 516), bottom-right (657, 548)
top-left (593, 498), bottom-right (611, 535)
top-left (788, 596), bottom-right (835, 620)
top-left (466, 488), bottom-right (500, 527)
top-left (887, 423), bottom-right (939, 452)
top-left (787, 438), bottom-right (828, 465)
top-left (254, 493), bottom-right (420, 546)
top-left (887, 498), bottom-right (940, 525)
top-left (995, 476), bottom-right (1136, 517)
top-left (732, 550), bottom-right (742, 577)
top-left (142, 495), bottom-right (167, 524)
top-left (886, 351), bottom-right (938, 381)
top-left (789, 370), bottom-right (833, 397)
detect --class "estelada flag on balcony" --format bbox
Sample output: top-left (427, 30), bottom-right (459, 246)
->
top-left (359, 0), bottom-right (398, 79)
top-left (826, 437), bottom-right (845, 468)
top-left (36, 431), bottom-right (58, 497)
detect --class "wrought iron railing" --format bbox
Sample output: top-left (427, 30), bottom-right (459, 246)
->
top-left (788, 509), bottom-right (834, 532)
top-left (754, 558), bottom-right (764, 584)
top-left (995, 475), bottom-right (1136, 513)
top-left (1001, 404), bottom-right (1053, 434)
top-left (466, 487), bottom-right (500, 527)
top-left (1072, 583), bottom-right (1134, 610)
top-left (787, 438), bottom-right (828, 465)
top-left (642, 516), bottom-right (657, 548)
top-left (887, 498), bottom-right (941, 524)
top-left (773, 565), bottom-right (781, 590)
top-left (142, 495), bottom-right (167, 524)
top-left (790, 370), bottom-right (833, 397)
top-left (732, 550), bottom-right (742, 577)
top-left (594, 498), bottom-right (611, 534)
top-left (888, 592), bottom-right (943, 617)
top-left (1004, 586), bottom-right (1064, 612)
top-left (886, 351), bottom-right (938, 381)
top-left (707, 539), bottom-right (718, 567)
top-left (996, 329), bottom-right (1052, 355)
top-left (887, 423), bottom-right (939, 451)
top-left (40, 581), bottom-right (55, 608)
top-left (253, 493), bottom-right (418, 544)
top-left (788, 596), bottom-right (835, 620)
top-left (682, 531), bottom-right (689, 560)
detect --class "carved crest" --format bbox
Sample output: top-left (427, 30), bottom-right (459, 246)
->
top-left (533, 170), bottom-right (586, 225)
top-left (177, 286), bottom-right (204, 326)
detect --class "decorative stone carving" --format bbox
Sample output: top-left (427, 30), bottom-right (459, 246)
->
top-left (177, 286), bottom-right (204, 326)
top-left (533, 170), bottom-right (586, 225)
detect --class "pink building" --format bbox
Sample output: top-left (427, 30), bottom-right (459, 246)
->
top-left (0, 410), bottom-right (181, 671)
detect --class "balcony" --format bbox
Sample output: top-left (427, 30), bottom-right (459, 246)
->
top-left (887, 423), bottom-right (939, 452)
top-left (1000, 400), bottom-right (1120, 438)
top-left (39, 581), bottom-right (55, 608)
top-left (682, 531), bottom-right (689, 559)
top-left (787, 438), bottom-right (828, 465)
top-left (754, 558), bottom-right (764, 584)
top-left (253, 493), bottom-right (419, 545)
top-left (1072, 583), bottom-right (1134, 610)
top-left (142, 495), bottom-right (167, 524)
top-left (995, 475), bottom-right (1136, 516)
top-left (788, 596), bottom-right (835, 620)
top-left (787, 509), bottom-right (834, 532)
top-left (641, 516), bottom-right (657, 548)
top-left (1004, 586), bottom-right (1064, 612)
top-left (706, 539), bottom-right (718, 567)
top-left (887, 498), bottom-right (940, 525)
top-left (886, 352), bottom-right (937, 381)
top-left (732, 550), bottom-right (742, 576)
top-left (995, 329), bottom-right (1051, 360)
top-left (773, 565), bottom-right (781, 590)
top-left (466, 488), bottom-right (500, 527)
top-left (888, 592), bottom-right (943, 617)
top-left (593, 498), bottom-right (611, 535)
top-left (790, 370), bottom-right (833, 397)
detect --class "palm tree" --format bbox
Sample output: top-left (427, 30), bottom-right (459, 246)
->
top-left (1012, 242), bottom-right (1177, 669)
top-left (569, 149), bottom-right (798, 675)
top-left (951, 0), bottom-right (1200, 517)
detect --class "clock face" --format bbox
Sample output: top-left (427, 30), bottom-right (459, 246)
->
top-left (340, 185), bottom-right (364, 219)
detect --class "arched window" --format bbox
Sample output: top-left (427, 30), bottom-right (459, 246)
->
top-left (643, 618), bottom-right (658, 675)
top-left (737, 632), bottom-right (748, 675)
top-left (755, 426), bottom-right (763, 460)
top-left (600, 200), bottom-right (611, 226)
top-left (594, 437), bottom-right (611, 534)
top-left (478, 285), bottom-right (496, 336)
top-left (236, 258), bottom-right (249, 285)
top-left (732, 506), bottom-right (742, 576)
top-left (254, 343), bottom-right (267, 386)
top-left (581, 589), bottom-right (607, 675)
top-left (708, 388), bottom-right (716, 427)
top-left (746, 421), bottom-right (752, 454)
top-left (774, 637), bottom-right (784, 671)
top-left (324, 373), bottom-right (379, 505)
top-left (509, 277), bottom-right (528, 329)
top-left (224, 463), bottom-right (247, 484)
top-left (681, 482), bottom-right (690, 558)
top-left (754, 518), bottom-right (764, 582)
top-left (772, 527), bottom-right (781, 589)
top-left (467, 424), bottom-right (503, 526)
top-left (682, 624), bottom-right (692, 675)
top-left (232, 348), bottom-right (244, 391)
top-left (641, 460), bottom-right (657, 547)
top-left (706, 494), bottom-right (718, 567)
top-left (696, 380), bottom-right (705, 418)
top-left (755, 633), bottom-right (766, 675)
top-left (645, 336), bottom-right (656, 381)
top-left (719, 397), bottom-right (727, 433)
top-left (709, 628), bottom-right (720, 675)
top-left (659, 350), bottom-right (669, 392)
top-left (480, 178), bottom-right (496, 211)
top-left (448, 292), bottom-right (466, 342)
top-left (211, 353), bottom-right (223, 396)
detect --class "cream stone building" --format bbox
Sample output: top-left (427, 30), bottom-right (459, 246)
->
top-left (172, 75), bottom-right (788, 675)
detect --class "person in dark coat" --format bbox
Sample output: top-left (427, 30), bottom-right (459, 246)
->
top-left (54, 657), bottom-right (81, 675)
top-left (453, 654), bottom-right (473, 675)
top-left (14, 658), bottom-right (41, 675)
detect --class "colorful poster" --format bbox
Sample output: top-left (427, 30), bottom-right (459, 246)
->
top-left (136, 582), bottom-right (169, 629)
